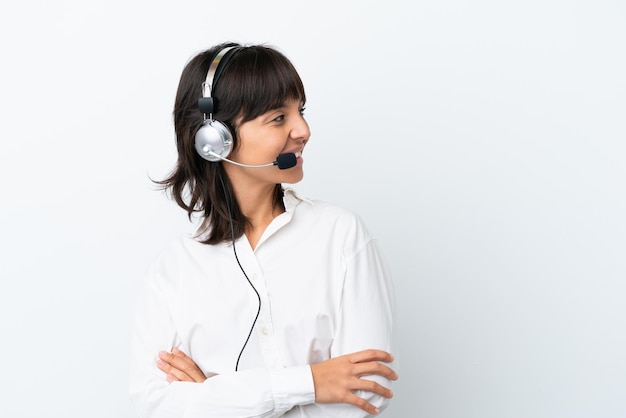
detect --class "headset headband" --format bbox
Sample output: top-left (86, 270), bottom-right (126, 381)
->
top-left (199, 46), bottom-right (241, 116)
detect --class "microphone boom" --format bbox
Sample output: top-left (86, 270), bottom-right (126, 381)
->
top-left (207, 151), bottom-right (297, 170)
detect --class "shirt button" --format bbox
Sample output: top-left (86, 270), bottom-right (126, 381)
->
top-left (262, 326), bottom-right (271, 336)
top-left (251, 273), bottom-right (258, 281)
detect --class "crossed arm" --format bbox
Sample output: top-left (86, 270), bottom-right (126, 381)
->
top-left (157, 347), bottom-right (398, 415)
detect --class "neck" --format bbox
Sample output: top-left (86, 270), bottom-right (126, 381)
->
top-left (229, 181), bottom-right (284, 249)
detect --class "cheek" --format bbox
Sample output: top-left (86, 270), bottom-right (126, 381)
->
top-left (233, 130), bottom-right (286, 162)
top-left (248, 132), bottom-right (286, 155)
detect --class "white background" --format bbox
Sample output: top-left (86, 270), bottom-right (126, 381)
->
top-left (1, 1), bottom-right (625, 417)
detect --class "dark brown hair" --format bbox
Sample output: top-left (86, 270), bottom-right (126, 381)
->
top-left (156, 42), bottom-right (306, 244)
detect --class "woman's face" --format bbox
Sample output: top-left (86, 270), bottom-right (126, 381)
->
top-left (225, 98), bottom-right (310, 186)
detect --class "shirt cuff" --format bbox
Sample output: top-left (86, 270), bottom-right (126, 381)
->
top-left (269, 365), bottom-right (316, 410)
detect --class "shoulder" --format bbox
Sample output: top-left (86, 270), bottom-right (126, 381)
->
top-left (150, 234), bottom-right (194, 267)
top-left (145, 234), bottom-right (218, 290)
top-left (286, 187), bottom-right (363, 221)
top-left (285, 188), bottom-right (374, 249)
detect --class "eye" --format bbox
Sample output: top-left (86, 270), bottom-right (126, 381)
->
top-left (299, 107), bottom-right (306, 116)
top-left (272, 114), bottom-right (285, 122)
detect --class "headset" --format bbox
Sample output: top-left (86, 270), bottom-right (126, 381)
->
top-left (194, 46), bottom-right (242, 162)
top-left (193, 46), bottom-right (299, 170)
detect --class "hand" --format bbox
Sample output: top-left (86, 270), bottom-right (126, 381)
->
top-left (310, 349), bottom-right (398, 415)
top-left (157, 348), bottom-right (207, 383)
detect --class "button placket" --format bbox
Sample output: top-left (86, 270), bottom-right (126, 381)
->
top-left (251, 272), bottom-right (284, 368)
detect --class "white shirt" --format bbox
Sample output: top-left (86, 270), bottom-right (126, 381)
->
top-left (129, 189), bottom-right (397, 417)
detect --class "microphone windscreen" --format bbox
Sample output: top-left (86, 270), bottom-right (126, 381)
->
top-left (275, 153), bottom-right (297, 169)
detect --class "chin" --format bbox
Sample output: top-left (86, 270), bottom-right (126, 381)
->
top-left (282, 171), bottom-right (304, 185)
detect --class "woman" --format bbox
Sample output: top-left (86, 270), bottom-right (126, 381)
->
top-left (129, 42), bottom-right (398, 417)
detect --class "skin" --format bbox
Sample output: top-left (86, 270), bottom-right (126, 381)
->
top-left (223, 99), bottom-right (309, 249)
top-left (157, 99), bottom-right (398, 414)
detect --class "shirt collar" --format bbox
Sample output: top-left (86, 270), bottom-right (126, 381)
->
top-left (283, 187), bottom-right (312, 212)
top-left (193, 187), bottom-right (312, 241)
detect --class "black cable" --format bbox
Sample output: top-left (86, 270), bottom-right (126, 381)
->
top-left (217, 171), bottom-right (262, 372)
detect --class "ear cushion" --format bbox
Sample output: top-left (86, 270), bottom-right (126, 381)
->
top-left (194, 119), bottom-right (233, 162)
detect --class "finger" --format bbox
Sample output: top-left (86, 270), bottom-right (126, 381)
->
top-left (171, 347), bottom-right (190, 359)
top-left (171, 348), bottom-right (207, 382)
top-left (159, 350), bottom-right (206, 382)
top-left (343, 392), bottom-right (381, 415)
top-left (159, 349), bottom-right (204, 380)
top-left (156, 357), bottom-right (194, 382)
top-left (353, 361), bottom-right (398, 380)
top-left (347, 349), bottom-right (394, 364)
top-left (158, 350), bottom-right (178, 364)
top-left (350, 377), bottom-right (394, 399)
top-left (157, 351), bottom-right (200, 382)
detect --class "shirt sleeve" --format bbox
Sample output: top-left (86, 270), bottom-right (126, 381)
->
top-left (128, 263), bottom-right (316, 418)
top-left (294, 237), bottom-right (398, 417)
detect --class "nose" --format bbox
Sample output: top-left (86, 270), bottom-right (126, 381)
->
top-left (290, 114), bottom-right (310, 142)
